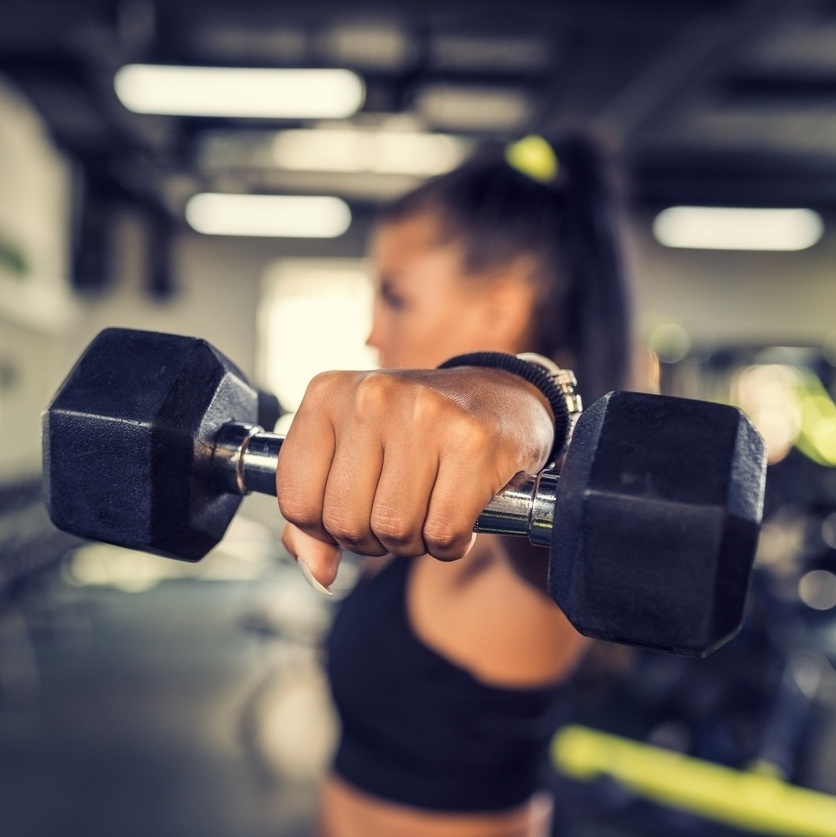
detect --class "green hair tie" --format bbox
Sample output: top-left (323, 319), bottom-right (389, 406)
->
top-left (504, 134), bottom-right (559, 183)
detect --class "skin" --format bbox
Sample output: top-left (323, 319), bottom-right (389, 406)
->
top-left (365, 214), bottom-right (538, 369)
top-left (276, 212), bottom-right (590, 837)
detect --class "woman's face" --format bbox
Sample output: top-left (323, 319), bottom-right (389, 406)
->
top-left (367, 214), bottom-right (532, 369)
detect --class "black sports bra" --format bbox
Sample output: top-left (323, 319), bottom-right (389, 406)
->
top-left (325, 557), bottom-right (566, 812)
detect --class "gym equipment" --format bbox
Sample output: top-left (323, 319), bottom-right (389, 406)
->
top-left (552, 724), bottom-right (836, 837)
top-left (42, 328), bottom-right (767, 657)
top-left (256, 389), bottom-right (283, 432)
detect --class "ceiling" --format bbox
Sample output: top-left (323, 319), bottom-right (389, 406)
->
top-left (4, 0), bottom-right (836, 232)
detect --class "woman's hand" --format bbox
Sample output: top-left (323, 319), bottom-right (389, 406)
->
top-left (276, 367), bottom-right (555, 591)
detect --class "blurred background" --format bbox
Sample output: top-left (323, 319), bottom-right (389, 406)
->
top-left (2, 0), bottom-right (836, 834)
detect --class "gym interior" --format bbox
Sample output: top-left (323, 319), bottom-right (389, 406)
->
top-left (2, 1), bottom-right (836, 835)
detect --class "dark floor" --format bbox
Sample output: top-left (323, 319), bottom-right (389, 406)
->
top-left (0, 567), bottom-right (326, 837)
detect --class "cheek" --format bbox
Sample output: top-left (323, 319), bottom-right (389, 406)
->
top-left (369, 308), bottom-right (412, 367)
top-left (401, 305), bottom-right (475, 367)
top-left (374, 313), bottom-right (431, 368)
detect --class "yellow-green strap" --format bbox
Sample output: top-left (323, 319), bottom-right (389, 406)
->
top-left (552, 724), bottom-right (836, 837)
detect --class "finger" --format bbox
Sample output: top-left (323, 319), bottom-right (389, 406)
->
top-left (282, 523), bottom-right (340, 595)
top-left (276, 376), bottom-right (337, 543)
top-left (422, 474), bottom-right (488, 561)
top-left (370, 438), bottom-right (439, 558)
top-left (423, 441), bottom-right (503, 562)
top-left (322, 433), bottom-right (388, 557)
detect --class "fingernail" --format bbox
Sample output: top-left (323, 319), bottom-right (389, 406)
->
top-left (464, 532), bottom-right (478, 557)
top-left (297, 555), bottom-right (333, 597)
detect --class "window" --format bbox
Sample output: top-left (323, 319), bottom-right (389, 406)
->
top-left (258, 260), bottom-right (377, 429)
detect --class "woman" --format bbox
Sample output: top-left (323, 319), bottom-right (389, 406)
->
top-left (277, 134), bottom-right (633, 836)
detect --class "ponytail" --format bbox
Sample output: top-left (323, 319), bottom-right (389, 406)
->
top-left (545, 133), bottom-right (633, 405)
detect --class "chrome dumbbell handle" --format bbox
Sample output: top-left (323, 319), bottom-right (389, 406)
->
top-left (213, 421), bottom-right (557, 547)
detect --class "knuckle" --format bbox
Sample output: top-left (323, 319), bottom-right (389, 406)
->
top-left (320, 508), bottom-right (387, 556)
top-left (372, 517), bottom-right (411, 546)
top-left (299, 371), bottom-right (334, 409)
top-left (354, 371), bottom-right (395, 417)
top-left (278, 494), bottom-right (321, 531)
top-left (371, 510), bottom-right (425, 557)
top-left (423, 518), bottom-right (470, 561)
top-left (321, 507), bottom-right (368, 547)
top-left (305, 369), bottom-right (341, 395)
top-left (300, 370), bottom-right (358, 415)
top-left (280, 507), bottom-right (322, 532)
top-left (410, 386), bottom-right (447, 425)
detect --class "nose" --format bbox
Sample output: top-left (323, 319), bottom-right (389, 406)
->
top-left (365, 305), bottom-right (384, 352)
top-left (365, 305), bottom-right (391, 368)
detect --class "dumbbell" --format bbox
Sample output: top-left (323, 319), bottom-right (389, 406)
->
top-left (42, 328), bottom-right (767, 657)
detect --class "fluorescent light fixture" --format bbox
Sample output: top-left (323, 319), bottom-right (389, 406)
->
top-left (429, 34), bottom-right (551, 73)
top-left (272, 128), bottom-right (468, 176)
top-left (653, 206), bottom-right (824, 251)
top-left (319, 23), bottom-right (415, 70)
top-left (185, 193), bottom-right (351, 238)
top-left (415, 84), bottom-right (532, 131)
top-left (114, 64), bottom-right (364, 118)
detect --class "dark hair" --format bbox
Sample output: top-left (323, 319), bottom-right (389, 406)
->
top-left (378, 133), bottom-right (632, 405)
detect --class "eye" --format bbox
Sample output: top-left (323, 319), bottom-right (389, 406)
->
top-left (380, 281), bottom-right (407, 312)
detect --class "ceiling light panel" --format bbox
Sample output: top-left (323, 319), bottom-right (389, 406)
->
top-left (183, 24), bottom-right (308, 64)
top-left (429, 33), bottom-right (553, 73)
top-left (745, 21), bottom-right (836, 73)
top-left (415, 85), bottom-right (533, 132)
top-left (652, 206), bottom-right (824, 251)
top-left (185, 193), bottom-right (351, 238)
top-left (195, 127), bottom-right (470, 177)
top-left (114, 65), bottom-right (364, 119)
top-left (318, 22), bottom-right (417, 71)
top-left (272, 128), bottom-right (469, 176)
top-left (243, 171), bottom-right (426, 202)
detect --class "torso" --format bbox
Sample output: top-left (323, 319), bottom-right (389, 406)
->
top-left (319, 535), bottom-right (590, 837)
top-left (408, 536), bottom-right (590, 688)
top-left (316, 773), bottom-right (554, 837)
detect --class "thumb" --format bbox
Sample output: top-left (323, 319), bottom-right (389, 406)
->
top-left (282, 522), bottom-right (341, 596)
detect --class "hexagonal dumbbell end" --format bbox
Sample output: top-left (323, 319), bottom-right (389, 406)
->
top-left (42, 328), bottom-right (259, 561)
top-left (549, 391), bottom-right (766, 657)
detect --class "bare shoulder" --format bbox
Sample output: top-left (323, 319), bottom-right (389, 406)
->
top-left (407, 537), bottom-right (590, 688)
